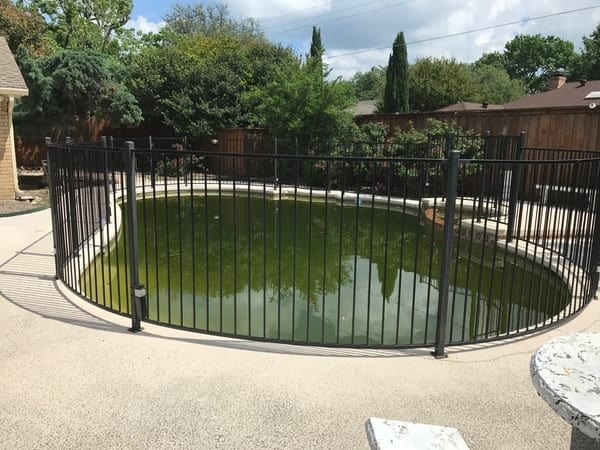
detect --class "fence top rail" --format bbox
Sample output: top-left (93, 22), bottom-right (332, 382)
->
top-left (524, 147), bottom-right (600, 155)
top-left (46, 143), bottom-right (600, 165)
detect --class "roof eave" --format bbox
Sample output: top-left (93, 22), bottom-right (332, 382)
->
top-left (0, 88), bottom-right (29, 98)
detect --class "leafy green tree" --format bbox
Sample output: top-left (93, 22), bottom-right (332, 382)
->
top-left (574, 24), bottom-right (600, 80)
top-left (351, 66), bottom-right (386, 101)
top-left (503, 34), bottom-right (577, 92)
top-left (20, 0), bottom-right (132, 53)
top-left (310, 26), bottom-right (323, 59)
top-left (472, 51), bottom-right (507, 71)
top-left (81, 0), bottom-right (133, 52)
top-left (129, 33), bottom-right (297, 136)
top-left (14, 48), bottom-right (141, 137)
top-left (244, 57), bottom-right (356, 150)
top-left (409, 57), bottom-right (479, 111)
top-left (0, 0), bottom-right (50, 55)
top-left (471, 64), bottom-right (526, 104)
top-left (163, 2), bottom-right (261, 41)
top-left (382, 32), bottom-right (409, 113)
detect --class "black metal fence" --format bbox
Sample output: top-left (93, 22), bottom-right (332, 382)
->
top-left (46, 136), bottom-right (600, 354)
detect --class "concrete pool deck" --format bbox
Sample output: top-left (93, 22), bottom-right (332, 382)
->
top-left (1, 209), bottom-right (599, 449)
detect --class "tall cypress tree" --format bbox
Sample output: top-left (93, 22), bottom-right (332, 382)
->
top-left (383, 32), bottom-right (409, 113)
top-left (310, 26), bottom-right (323, 60)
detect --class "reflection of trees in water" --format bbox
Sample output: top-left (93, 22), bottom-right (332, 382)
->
top-left (137, 195), bottom-right (421, 305)
top-left (85, 194), bottom-right (569, 342)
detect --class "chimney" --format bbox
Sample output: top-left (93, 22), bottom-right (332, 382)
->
top-left (548, 69), bottom-right (567, 90)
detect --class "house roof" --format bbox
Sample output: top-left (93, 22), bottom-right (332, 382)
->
top-left (502, 80), bottom-right (600, 109)
top-left (0, 37), bottom-right (28, 97)
top-left (348, 100), bottom-right (378, 116)
top-left (436, 101), bottom-right (504, 112)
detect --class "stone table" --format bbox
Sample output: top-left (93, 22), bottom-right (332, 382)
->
top-left (530, 333), bottom-right (600, 446)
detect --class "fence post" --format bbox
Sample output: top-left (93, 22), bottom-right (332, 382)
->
top-left (274, 137), bottom-right (279, 189)
top-left (100, 136), bottom-right (111, 224)
top-left (507, 132), bottom-right (526, 242)
top-left (590, 173), bottom-right (600, 296)
top-left (45, 137), bottom-right (60, 280)
top-left (125, 141), bottom-right (145, 332)
top-left (64, 137), bottom-right (80, 256)
top-left (477, 131), bottom-right (491, 222)
top-left (433, 150), bottom-right (460, 359)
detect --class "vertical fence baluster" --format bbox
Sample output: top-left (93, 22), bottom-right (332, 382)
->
top-left (507, 132), bottom-right (526, 242)
top-left (433, 150), bottom-right (460, 359)
top-left (125, 141), bottom-right (144, 332)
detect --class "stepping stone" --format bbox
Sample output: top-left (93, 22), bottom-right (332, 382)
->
top-left (366, 417), bottom-right (470, 450)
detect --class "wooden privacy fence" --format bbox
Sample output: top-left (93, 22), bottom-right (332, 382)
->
top-left (357, 106), bottom-right (600, 150)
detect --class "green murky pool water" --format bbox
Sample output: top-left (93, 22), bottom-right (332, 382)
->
top-left (82, 194), bottom-right (569, 345)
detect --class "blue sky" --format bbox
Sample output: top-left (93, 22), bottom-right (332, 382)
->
top-left (127, 0), bottom-right (600, 79)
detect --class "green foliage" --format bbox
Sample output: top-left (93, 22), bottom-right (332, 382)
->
top-left (575, 24), bottom-right (600, 80)
top-left (351, 66), bottom-right (385, 101)
top-left (21, 0), bottom-right (132, 54)
top-left (409, 57), bottom-right (479, 111)
top-left (129, 33), bottom-right (298, 136)
top-left (382, 32), bottom-right (409, 113)
top-left (310, 26), bottom-right (323, 59)
top-left (244, 56), bottom-right (356, 151)
top-left (503, 34), bottom-right (577, 92)
top-left (472, 52), bottom-right (507, 71)
top-left (0, 0), bottom-right (50, 55)
top-left (470, 64), bottom-right (526, 104)
top-left (163, 2), bottom-right (262, 42)
top-left (14, 48), bottom-right (141, 137)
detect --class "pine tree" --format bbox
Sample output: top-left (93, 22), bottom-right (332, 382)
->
top-left (383, 32), bottom-right (409, 113)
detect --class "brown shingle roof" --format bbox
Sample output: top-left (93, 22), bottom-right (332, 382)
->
top-left (0, 37), bottom-right (28, 96)
top-left (436, 101), bottom-right (504, 112)
top-left (502, 80), bottom-right (600, 109)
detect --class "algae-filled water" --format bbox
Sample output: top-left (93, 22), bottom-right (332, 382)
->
top-left (82, 194), bottom-right (569, 346)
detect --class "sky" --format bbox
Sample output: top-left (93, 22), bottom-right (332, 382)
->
top-left (128, 0), bottom-right (600, 79)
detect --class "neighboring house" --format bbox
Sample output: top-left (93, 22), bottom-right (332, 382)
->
top-left (348, 100), bottom-right (379, 116)
top-left (502, 72), bottom-right (600, 109)
top-left (0, 36), bottom-right (28, 201)
top-left (436, 101), bottom-right (504, 112)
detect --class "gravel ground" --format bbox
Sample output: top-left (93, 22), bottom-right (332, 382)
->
top-left (0, 188), bottom-right (49, 215)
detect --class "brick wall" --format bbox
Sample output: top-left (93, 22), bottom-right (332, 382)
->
top-left (0, 96), bottom-right (17, 200)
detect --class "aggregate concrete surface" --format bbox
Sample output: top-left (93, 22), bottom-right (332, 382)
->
top-left (1, 209), bottom-right (599, 450)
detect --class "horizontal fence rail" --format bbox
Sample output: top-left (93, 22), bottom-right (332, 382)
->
top-left (46, 136), bottom-right (600, 354)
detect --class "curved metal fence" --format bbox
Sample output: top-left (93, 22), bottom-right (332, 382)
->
top-left (46, 136), bottom-right (600, 355)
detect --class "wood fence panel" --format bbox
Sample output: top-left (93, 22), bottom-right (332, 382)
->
top-left (357, 107), bottom-right (599, 150)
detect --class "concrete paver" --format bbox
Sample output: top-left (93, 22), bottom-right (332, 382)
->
top-left (1, 209), bottom-right (599, 449)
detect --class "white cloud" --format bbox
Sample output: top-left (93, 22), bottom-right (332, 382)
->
top-left (127, 16), bottom-right (165, 34)
top-left (127, 1), bottom-right (600, 77)
top-left (228, 0), bottom-right (333, 21)
top-left (218, 0), bottom-right (600, 78)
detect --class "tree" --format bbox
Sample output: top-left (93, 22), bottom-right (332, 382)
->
top-left (503, 34), bottom-right (577, 92)
top-left (81, 0), bottom-right (133, 52)
top-left (472, 51), bottom-right (507, 71)
top-left (409, 57), bottom-right (479, 111)
top-left (0, 0), bottom-right (50, 55)
top-left (471, 64), bottom-right (526, 104)
top-left (351, 66), bottom-right (386, 101)
top-left (310, 26), bottom-right (323, 59)
top-left (575, 24), bottom-right (600, 80)
top-left (163, 3), bottom-right (261, 41)
top-left (128, 33), bottom-right (298, 136)
top-left (382, 32), bottom-right (409, 113)
top-left (244, 58), bottom-right (355, 149)
top-left (14, 48), bottom-right (142, 137)
top-left (21, 0), bottom-right (132, 54)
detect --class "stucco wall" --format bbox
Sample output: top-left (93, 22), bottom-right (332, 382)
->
top-left (0, 96), bottom-right (18, 200)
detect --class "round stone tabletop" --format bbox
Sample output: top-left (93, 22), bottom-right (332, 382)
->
top-left (530, 333), bottom-right (600, 441)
